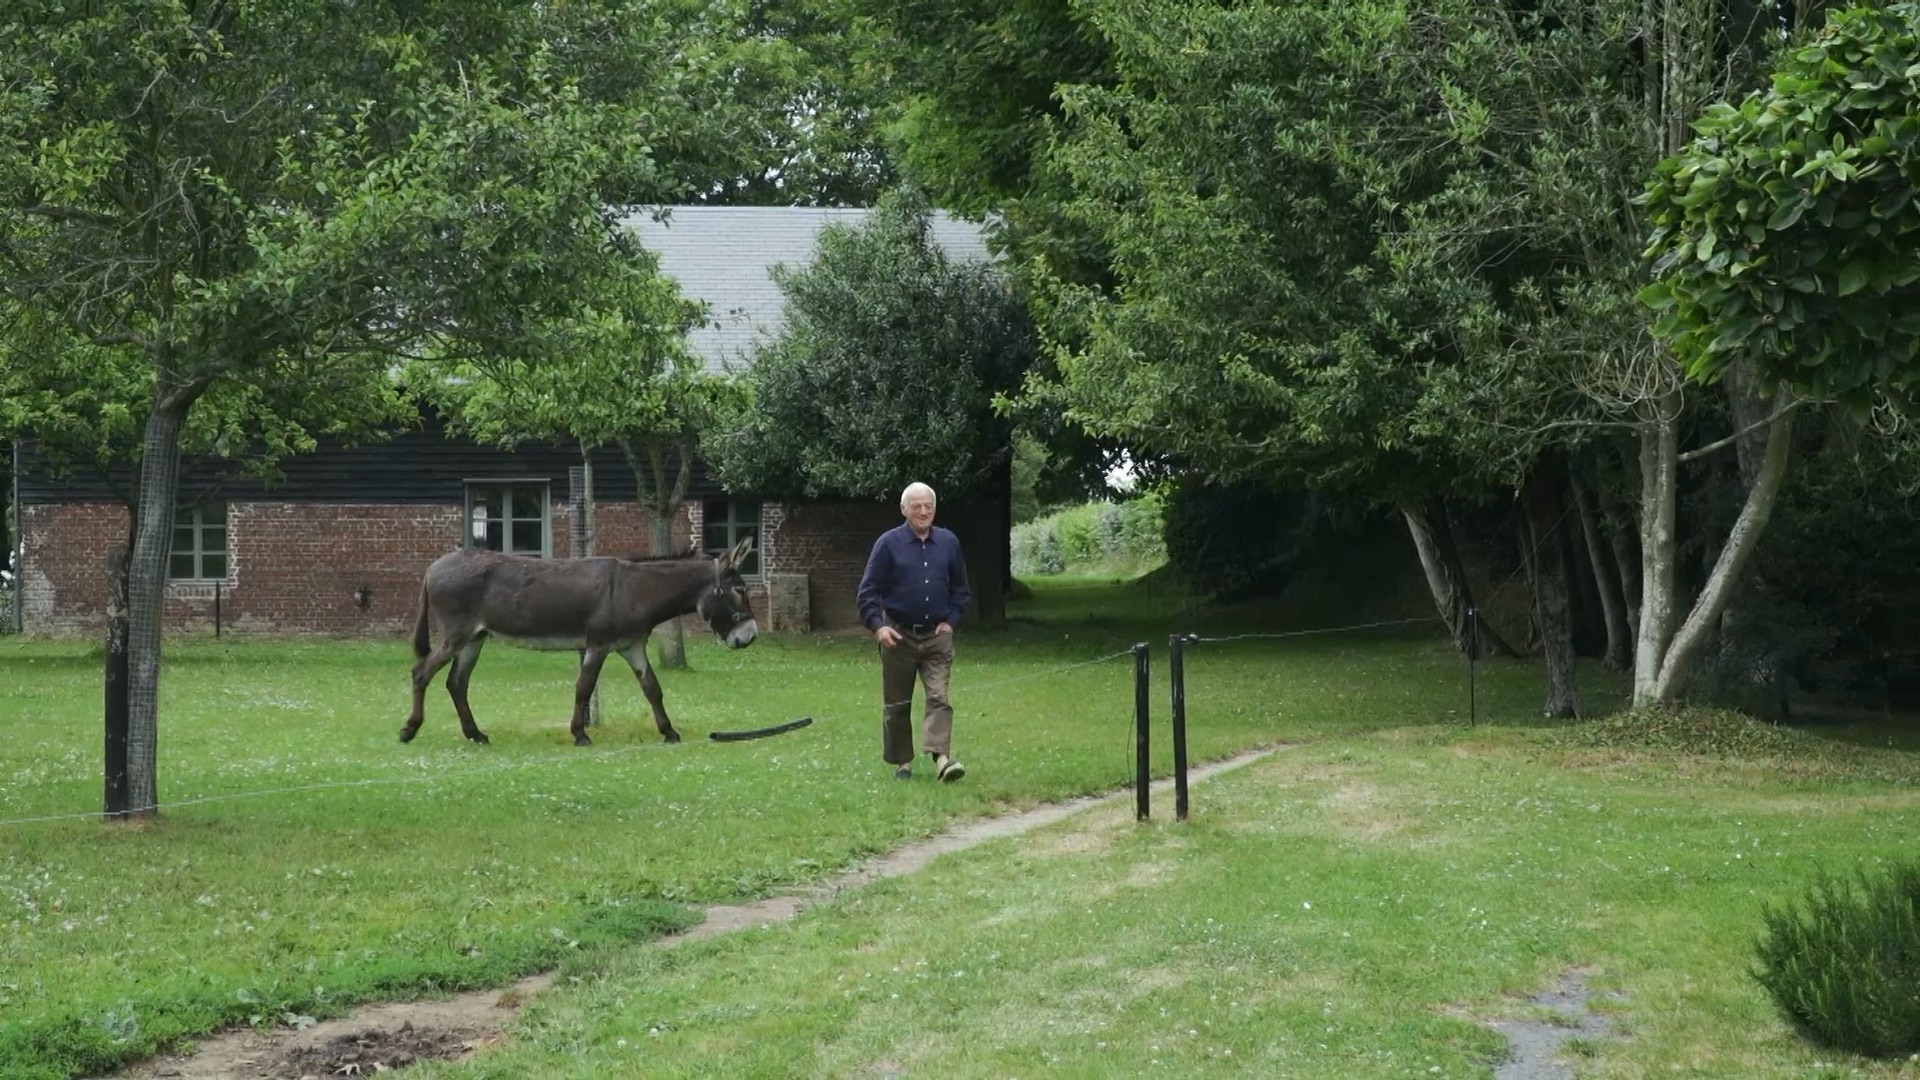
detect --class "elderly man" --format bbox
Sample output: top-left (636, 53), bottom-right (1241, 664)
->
top-left (857, 482), bottom-right (972, 782)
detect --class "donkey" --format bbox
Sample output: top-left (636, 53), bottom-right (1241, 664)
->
top-left (403, 537), bottom-right (759, 746)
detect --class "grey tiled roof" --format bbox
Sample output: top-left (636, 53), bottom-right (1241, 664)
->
top-left (619, 206), bottom-right (994, 375)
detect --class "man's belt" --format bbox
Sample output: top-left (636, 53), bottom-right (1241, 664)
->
top-left (887, 612), bottom-right (940, 634)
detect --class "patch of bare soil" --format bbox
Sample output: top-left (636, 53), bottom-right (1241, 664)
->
top-left (111, 749), bottom-right (1277, 1079)
top-left (110, 983), bottom-right (550, 1080)
top-left (1488, 969), bottom-right (1627, 1080)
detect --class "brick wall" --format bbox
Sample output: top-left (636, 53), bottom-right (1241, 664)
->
top-left (760, 501), bottom-right (900, 630)
top-left (16, 498), bottom-right (794, 637)
top-left (19, 503), bottom-right (122, 635)
top-left (21, 502), bottom-right (466, 636)
top-left (551, 501), bottom-right (691, 560)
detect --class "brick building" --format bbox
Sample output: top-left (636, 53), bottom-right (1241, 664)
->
top-left (11, 207), bottom-right (1008, 637)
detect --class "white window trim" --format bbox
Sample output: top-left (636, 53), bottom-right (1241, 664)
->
top-left (702, 498), bottom-right (762, 580)
top-left (168, 503), bottom-right (229, 584)
top-left (463, 480), bottom-right (551, 558)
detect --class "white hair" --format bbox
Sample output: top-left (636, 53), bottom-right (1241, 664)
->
top-left (900, 482), bottom-right (937, 509)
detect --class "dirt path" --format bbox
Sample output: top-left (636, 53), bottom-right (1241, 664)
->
top-left (1489, 969), bottom-right (1625, 1080)
top-left (111, 750), bottom-right (1276, 1080)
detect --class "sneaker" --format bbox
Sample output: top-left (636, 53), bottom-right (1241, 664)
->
top-left (934, 754), bottom-right (966, 784)
top-left (893, 765), bottom-right (913, 780)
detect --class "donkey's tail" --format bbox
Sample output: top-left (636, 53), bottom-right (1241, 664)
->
top-left (411, 584), bottom-right (432, 659)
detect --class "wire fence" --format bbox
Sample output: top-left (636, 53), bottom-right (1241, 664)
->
top-left (0, 508), bottom-right (1582, 831)
top-left (0, 643), bottom-right (1151, 831)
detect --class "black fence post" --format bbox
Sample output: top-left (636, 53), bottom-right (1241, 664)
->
top-left (1133, 642), bottom-right (1150, 822)
top-left (1170, 633), bottom-right (1192, 821)
top-left (214, 581), bottom-right (223, 639)
top-left (1467, 606), bottom-right (1477, 727)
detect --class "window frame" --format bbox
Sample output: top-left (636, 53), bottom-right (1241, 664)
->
top-left (702, 499), bottom-right (761, 580)
top-left (168, 502), bottom-right (229, 583)
top-left (463, 480), bottom-right (552, 558)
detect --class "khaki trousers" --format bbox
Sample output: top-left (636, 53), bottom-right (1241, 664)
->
top-left (879, 628), bottom-right (954, 765)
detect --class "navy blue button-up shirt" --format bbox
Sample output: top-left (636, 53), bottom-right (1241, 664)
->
top-left (858, 524), bottom-right (972, 631)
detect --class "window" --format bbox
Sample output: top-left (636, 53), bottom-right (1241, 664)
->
top-left (466, 483), bottom-right (549, 557)
top-left (169, 503), bottom-right (228, 581)
top-left (703, 499), bottom-right (760, 577)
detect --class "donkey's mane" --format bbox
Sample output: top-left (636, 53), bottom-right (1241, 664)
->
top-left (615, 549), bottom-right (704, 564)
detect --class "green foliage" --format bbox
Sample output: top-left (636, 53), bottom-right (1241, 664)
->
top-left (1009, 430), bottom-right (1050, 524)
top-left (0, 0), bottom-right (705, 517)
top-left (1018, 0), bottom-right (1653, 505)
top-left (1160, 479), bottom-right (1316, 597)
top-left (1756, 862), bottom-right (1920, 1058)
top-left (1010, 495), bottom-right (1164, 576)
top-left (1642, 3), bottom-right (1920, 405)
top-left (844, 0), bottom-right (1108, 215)
top-left (713, 192), bottom-right (1037, 501)
top-left (410, 254), bottom-right (747, 524)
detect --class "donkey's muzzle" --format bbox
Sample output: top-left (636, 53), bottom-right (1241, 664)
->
top-left (723, 619), bottom-right (759, 649)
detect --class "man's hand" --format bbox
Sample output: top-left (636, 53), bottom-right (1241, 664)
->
top-left (876, 626), bottom-right (902, 648)
top-left (935, 622), bottom-right (953, 635)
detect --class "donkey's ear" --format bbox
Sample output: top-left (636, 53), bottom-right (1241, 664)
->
top-left (725, 535), bottom-right (755, 568)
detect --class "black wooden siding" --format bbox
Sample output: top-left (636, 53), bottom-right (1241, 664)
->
top-left (17, 411), bottom-right (727, 505)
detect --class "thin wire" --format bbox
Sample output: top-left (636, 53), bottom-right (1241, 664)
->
top-left (1189, 615), bottom-right (1444, 645)
top-left (0, 739), bottom-right (678, 829)
top-left (0, 647), bottom-right (1142, 830)
top-left (876, 645), bottom-right (1137, 713)
top-left (1481, 501), bottom-right (1579, 608)
top-left (0, 609), bottom-right (1472, 831)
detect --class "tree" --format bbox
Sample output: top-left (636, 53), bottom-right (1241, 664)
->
top-left (712, 193), bottom-right (1038, 620)
top-left (1639, 1), bottom-right (1920, 701)
top-left (605, 370), bottom-right (751, 667)
top-left (419, 253), bottom-right (736, 669)
top-left (0, 1), bottom-right (685, 816)
top-left (1006, 1), bottom-right (1630, 703)
top-left (717, 195), bottom-right (1035, 500)
top-left (842, 0), bottom-right (1108, 215)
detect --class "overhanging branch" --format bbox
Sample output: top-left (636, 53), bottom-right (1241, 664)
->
top-left (1676, 395), bottom-right (1811, 464)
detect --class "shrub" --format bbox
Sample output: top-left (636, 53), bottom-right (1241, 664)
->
top-left (1754, 862), bottom-right (1920, 1058)
top-left (1095, 502), bottom-right (1125, 556)
top-left (1010, 497), bottom-right (1165, 576)
top-left (1052, 506), bottom-right (1101, 565)
top-left (1034, 528), bottom-right (1065, 575)
top-left (1161, 479), bottom-right (1309, 597)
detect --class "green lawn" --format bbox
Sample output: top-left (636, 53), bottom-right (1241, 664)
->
top-left (1, 577), bottom-right (1914, 1077)
top-left (427, 723), bottom-right (1920, 1079)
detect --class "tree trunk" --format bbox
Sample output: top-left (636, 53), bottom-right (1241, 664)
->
top-left (623, 439), bottom-right (689, 669)
top-left (103, 544), bottom-right (131, 818)
top-left (1571, 472), bottom-right (1632, 671)
top-left (1401, 500), bottom-right (1515, 659)
top-left (1713, 363), bottom-right (1775, 666)
top-left (1605, 492), bottom-right (1642, 642)
top-left (1522, 466), bottom-right (1580, 718)
top-left (124, 398), bottom-right (190, 817)
top-left (1562, 510), bottom-right (1607, 658)
top-left (649, 509), bottom-right (687, 667)
top-left (1633, 392), bottom-right (1683, 706)
top-left (1652, 399), bottom-right (1797, 702)
top-left (570, 452), bottom-right (600, 727)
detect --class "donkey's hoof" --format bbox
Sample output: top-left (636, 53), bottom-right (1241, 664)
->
top-left (663, 731), bottom-right (682, 745)
top-left (399, 726), bottom-right (418, 743)
top-left (573, 733), bottom-right (592, 747)
top-left (468, 732), bottom-right (491, 745)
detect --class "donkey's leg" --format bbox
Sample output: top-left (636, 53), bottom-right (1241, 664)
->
top-left (571, 648), bottom-right (611, 747)
top-left (445, 636), bottom-right (491, 744)
top-left (619, 639), bottom-right (680, 744)
top-left (402, 641), bottom-right (462, 743)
